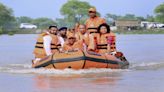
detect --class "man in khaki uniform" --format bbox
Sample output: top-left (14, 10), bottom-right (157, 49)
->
top-left (85, 7), bottom-right (106, 33)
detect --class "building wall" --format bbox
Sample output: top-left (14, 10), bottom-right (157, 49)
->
top-left (115, 20), bottom-right (140, 30)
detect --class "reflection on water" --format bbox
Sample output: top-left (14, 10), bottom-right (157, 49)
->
top-left (32, 72), bottom-right (123, 92)
top-left (0, 34), bottom-right (164, 92)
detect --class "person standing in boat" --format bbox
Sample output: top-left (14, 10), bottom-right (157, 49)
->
top-left (85, 7), bottom-right (106, 34)
top-left (33, 25), bottom-right (61, 64)
top-left (85, 7), bottom-right (106, 52)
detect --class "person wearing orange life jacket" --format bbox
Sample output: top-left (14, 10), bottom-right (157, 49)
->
top-left (76, 24), bottom-right (89, 47)
top-left (96, 23), bottom-right (127, 61)
top-left (85, 7), bottom-right (106, 34)
top-left (96, 23), bottom-right (117, 54)
top-left (85, 7), bottom-right (106, 52)
top-left (33, 26), bottom-right (61, 64)
top-left (62, 32), bottom-right (83, 52)
top-left (87, 23), bottom-right (116, 54)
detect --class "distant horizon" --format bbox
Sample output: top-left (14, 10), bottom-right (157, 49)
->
top-left (0, 0), bottom-right (163, 19)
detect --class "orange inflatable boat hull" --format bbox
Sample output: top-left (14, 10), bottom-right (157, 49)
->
top-left (32, 50), bottom-right (129, 69)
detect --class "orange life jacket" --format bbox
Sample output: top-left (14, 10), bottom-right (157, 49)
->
top-left (62, 41), bottom-right (83, 51)
top-left (33, 32), bottom-right (61, 58)
top-left (96, 32), bottom-right (116, 54)
top-left (76, 32), bottom-right (89, 46)
top-left (87, 33), bottom-right (100, 52)
top-left (85, 16), bottom-right (106, 33)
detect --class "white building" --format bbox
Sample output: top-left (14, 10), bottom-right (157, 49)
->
top-left (141, 21), bottom-right (164, 29)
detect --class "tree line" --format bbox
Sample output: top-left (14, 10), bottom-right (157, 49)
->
top-left (0, 0), bottom-right (164, 33)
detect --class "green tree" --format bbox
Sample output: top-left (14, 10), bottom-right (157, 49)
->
top-left (16, 16), bottom-right (33, 24)
top-left (105, 13), bottom-right (146, 25)
top-left (136, 16), bottom-right (145, 21)
top-left (55, 18), bottom-right (68, 28)
top-left (105, 13), bottom-right (143, 21)
top-left (120, 14), bottom-right (137, 20)
top-left (105, 13), bottom-right (121, 25)
top-left (60, 0), bottom-right (93, 27)
top-left (15, 16), bottom-right (33, 29)
top-left (146, 15), bottom-right (155, 22)
top-left (105, 13), bottom-right (120, 20)
top-left (0, 3), bottom-right (15, 31)
top-left (32, 18), bottom-right (57, 29)
top-left (154, 3), bottom-right (164, 23)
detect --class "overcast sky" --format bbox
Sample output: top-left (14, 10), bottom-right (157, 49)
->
top-left (0, 0), bottom-right (163, 19)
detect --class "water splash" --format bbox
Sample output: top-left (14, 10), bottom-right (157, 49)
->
top-left (130, 62), bottom-right (164, 70)
top-left (0, 63), bottom-right (129, 75)
top-left (1, 61), bottom-right (163, 75)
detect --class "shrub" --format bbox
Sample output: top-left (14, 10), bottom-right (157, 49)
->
top-left (8, 31), bottom-right (14, 36)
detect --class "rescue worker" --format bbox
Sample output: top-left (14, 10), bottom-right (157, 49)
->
top-left (58, 27), bottom-right (67, 46)
top-left (33, 26), bottom-right (61, 64)
top-left (85, 7), bottom-right (106, 34)
top-left (85, 7), bottom-right (106, 52)
top-left (62, 32), bottom-right (83, 51)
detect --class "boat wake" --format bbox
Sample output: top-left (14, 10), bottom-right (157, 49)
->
top-left (0, 63), bottom-right (129, 75)
top-left (0, 61), bottom-right (163, 75)
top-left (130, 61), bottom-right (164, 70)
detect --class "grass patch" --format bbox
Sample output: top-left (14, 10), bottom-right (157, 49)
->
top-left (0, 27), bottom-right (3, 35)
top-left (8, 31), bottom-right (14, 36)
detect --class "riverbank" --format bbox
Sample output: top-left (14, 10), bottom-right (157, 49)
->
top-left (115, 29), bottom-right (164, 34)
top-left (0, 29), bottom-right (43, 35)
top-left (0, 29), bottom-right (164, 35)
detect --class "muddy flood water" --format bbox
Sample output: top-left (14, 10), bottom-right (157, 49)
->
top-left (0, 34), bottom-right (164, 92)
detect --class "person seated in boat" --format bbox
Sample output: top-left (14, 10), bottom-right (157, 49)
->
top-left (33, 25), bottom-right (62, 64)
top-left (96, 23), bottom-right (116, 54)
top-left (76, 24), bottom-right (89, 48)
top-left (58, 27), bottom-right (67, 46)
top-left (62, 32), bottom-right (83, 52)
top-left (87, 23), bottom-right (116, 54)
top-left (96, 23), bottom-right (127, 61)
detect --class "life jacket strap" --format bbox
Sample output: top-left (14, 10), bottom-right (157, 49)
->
top-left (35, 46), bottom-right (59, 50)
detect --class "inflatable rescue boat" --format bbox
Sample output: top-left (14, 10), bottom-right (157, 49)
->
top-left (32, 50), bottom-right (129, 69)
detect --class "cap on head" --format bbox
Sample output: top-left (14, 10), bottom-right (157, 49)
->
top-left (88, 7), bottom-right (96, 12)
top-left (59, 27), bottom-right (67, 31)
